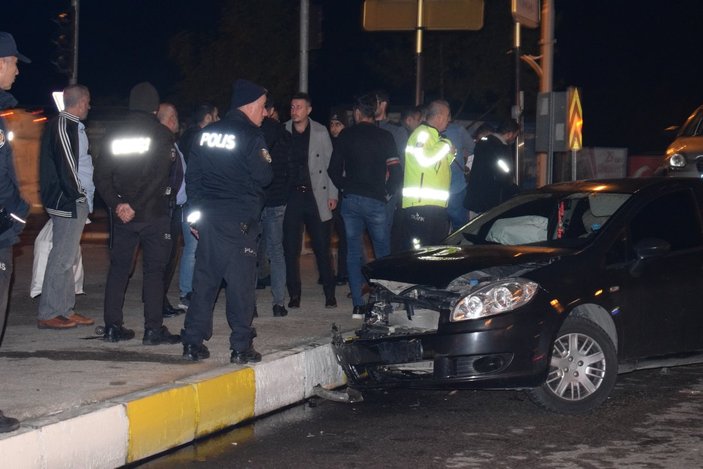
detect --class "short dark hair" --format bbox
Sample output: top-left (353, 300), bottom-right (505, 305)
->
top-left (265, 93), bottom-right (275, 110)
top-left (291, 92), bottom-right (311, 105)
top-left (353, 94), bottom-right (377, 119)
top-left (374, 89), bottom-right (390, 104)
top-left (496, 119), bottom-right (519, 134)
top-left (401, 106), bottom-right (422, 121)
top-left (192, 103), bottom-right (217, 126)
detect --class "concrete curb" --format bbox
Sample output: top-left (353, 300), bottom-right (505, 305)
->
top-left (0, 343), bottom-right (346, 468)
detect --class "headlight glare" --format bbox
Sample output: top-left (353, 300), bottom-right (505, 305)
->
top-left (669, 153), bottom-right (686, 168)
top-left (451, 279), bottom-right (538, 322)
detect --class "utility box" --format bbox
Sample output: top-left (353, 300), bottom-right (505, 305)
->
top-left (536, 88), bottom-right (582, 153)
top-left (535, 92), bottom-right (567, 152)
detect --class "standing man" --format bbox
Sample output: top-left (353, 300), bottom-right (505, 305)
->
top-left (181, 79), bottom-right (272, 363)
top-left (157, 102), bottom-right (186, 318)
top-left (260, 94), bottom-right (290, 317)
top-left (0, 31), bottom-right (30, 434)
top-left (36, 84), bottom-right (95, 329)
top-left (466, 119), bottom-right (520, 215)
top-left (444, 118), bottom-right (474, 231)
top-left (94, 82), bottom-right (180, 345)
top-left (328, 107), bottom-right (349, 285)
top-left (402, 100), bottom-right (455, 249)
top-left (328, 94), bottom-right (401, 319)
top-left (283, 92), bottom-right (338, 309)
top-left (177, 103), bottom-right (219, 310)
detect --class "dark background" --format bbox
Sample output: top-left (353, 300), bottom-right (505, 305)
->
top-left (2, 0), bottom-right (702, 153)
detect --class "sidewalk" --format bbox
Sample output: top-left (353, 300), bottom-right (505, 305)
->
top-left (0, 231), bottom-right (353, 467)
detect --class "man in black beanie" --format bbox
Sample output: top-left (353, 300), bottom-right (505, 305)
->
top-left (94, 81), bottom-right (181, 345)
top-left (181, 79), bottom-right (272, 363)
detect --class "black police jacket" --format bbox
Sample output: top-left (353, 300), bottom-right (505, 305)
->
top-left (94, 111), bottom-right (175, 222)
top-left (185, 109), bottom-right (273, 222)
top-left (466, 134), bottom-right (519, 213)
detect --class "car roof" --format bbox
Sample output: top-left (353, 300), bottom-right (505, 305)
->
top-left (535, 177), bottom-right (703, 195)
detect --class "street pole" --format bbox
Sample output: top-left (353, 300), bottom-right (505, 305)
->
top-left (513, 20), bottom-right (521, 186)
top-left (70, 0), bottom-right (79, 85)
top-left (299, 0), bottom-right (309, 93)
top-left (539, 0), bottom-right (554, 185)
top-left (414, 0), bottom-right (424, 106)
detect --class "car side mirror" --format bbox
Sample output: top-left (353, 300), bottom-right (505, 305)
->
top-left (630, 238), bottom-right (671, 277)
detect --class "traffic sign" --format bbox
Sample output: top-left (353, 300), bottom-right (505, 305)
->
top-left (567, 86), bottom-right (583, 151)
top-left (363, 0), bottom-right (484, 31)
top-left (511, 0), bottom-right (540, 28)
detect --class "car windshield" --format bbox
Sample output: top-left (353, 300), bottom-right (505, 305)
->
top-left (445, 191), bottom-right (631, 248)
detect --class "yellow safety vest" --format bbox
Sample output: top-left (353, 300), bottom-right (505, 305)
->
top-left (402, 124), bottom-right (454, 208)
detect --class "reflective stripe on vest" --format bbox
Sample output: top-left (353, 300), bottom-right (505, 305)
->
top-left (402, 186), bottom-right (450, 202)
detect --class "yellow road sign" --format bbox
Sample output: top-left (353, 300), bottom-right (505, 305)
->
top-left (363, 0), bottom-right (484, 31)
top-left (567, 87), bottom-right (583, 151)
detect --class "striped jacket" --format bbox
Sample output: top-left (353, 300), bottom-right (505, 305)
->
top-left (39, 111), bottom-right (88, 218)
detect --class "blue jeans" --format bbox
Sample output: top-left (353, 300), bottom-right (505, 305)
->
top-left (341, 194), bottom-right (389, 307)
top-left (447, 187), bottom-right (469, 232)
top-left (38, 201), bottom-right (88, 319)
top-left (261, 205), bottom-right (286, 306)
top-left (179, 221), bottom-right (198, 298)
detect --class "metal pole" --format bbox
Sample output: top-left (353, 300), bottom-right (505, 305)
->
top-left (414, 0), bottom-right (424, 106)
top-left (538, 0), bottom-right (555, 186)
top-left (513, 21), bottom-right (521, 186)
top-left (299, 0), bottom-right (309, 93)
top-left (70, 0), bottom-right (79, 85)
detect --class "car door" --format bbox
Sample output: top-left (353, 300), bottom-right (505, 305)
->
top-left (604, 189), bottom-right (703, 358)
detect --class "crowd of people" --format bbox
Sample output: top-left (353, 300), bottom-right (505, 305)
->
top-left (0, 31), bottom-right (522, 433)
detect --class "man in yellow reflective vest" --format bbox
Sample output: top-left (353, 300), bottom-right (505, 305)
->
top-left (401, 100), bottom-right (455, 249)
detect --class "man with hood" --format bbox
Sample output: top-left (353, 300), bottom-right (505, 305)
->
top-left (94, 81), bottom-right (181, 345)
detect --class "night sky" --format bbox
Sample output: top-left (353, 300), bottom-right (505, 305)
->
top-left (2, 0), bottom-right (702, 153)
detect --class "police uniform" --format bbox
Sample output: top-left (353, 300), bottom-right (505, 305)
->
top-left (181, 79), bottom-right (272, 362)
top-left (94, 82), bottom-right (179, 344)
top-left (401, 122), bottom-right (454, 249)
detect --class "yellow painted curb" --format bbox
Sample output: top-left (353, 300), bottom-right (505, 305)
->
top-left (194, 367), bottom-right (255, 437)
top-left (126, 385), bottom-right (197, 462)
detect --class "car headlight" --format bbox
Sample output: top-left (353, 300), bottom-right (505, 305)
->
top-left (451, 278), bottom-right (538, 322)
top-left (669, 153), bottom-right (686, 168)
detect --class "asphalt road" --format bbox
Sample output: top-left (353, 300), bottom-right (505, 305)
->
top-left (137, 363), bottom-right (703, 468)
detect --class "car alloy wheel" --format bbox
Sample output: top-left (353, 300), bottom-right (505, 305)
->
top-left (528, 316), bottom-right (617, 414)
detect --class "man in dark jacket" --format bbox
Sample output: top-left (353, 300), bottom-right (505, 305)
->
top-left (466, 119), bottom-right (520, 214)
top-left (94, 82), bottom-right (180, 345)
top-left (259, 95), bottom-right (290, 317)
top-left (0, 31), bottom-right (30, 434)
top-left (328, 93), bottom-right (402, 319)
top-left (36, 84), bottom-right (95, 330)
top-left (181, 79), bottom-right (272, 363)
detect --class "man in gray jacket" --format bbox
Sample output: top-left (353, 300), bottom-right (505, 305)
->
top-left (283, 92), bottom-right (338, 309)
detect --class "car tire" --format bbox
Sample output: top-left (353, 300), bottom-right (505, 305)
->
top-left (527, 316), bottom-right (617, 414)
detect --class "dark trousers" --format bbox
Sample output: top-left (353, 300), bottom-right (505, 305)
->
top-left (104, 215), bottom-right (171, 330)
top-left (0, 246), bottom-right (13, 347)
top-left (331, 203), bottom-right (347, 279)
top-left (401, 205), bottom-right (449, 250)
top-left (163, 205), bottom-right (184, 306)
top-left (283, 190), bottom-right (335, 298)
top-left (182, 214), bottom-right (259, 351)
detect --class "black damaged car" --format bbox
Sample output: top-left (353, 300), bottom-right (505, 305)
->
top-left (332, 178), bottom-right (703, 413)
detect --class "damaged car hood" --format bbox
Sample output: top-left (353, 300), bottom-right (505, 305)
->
top-left (364, 245), bottom-right (573, 288)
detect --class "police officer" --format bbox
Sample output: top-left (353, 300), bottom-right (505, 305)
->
top-left (181, 79), bottom-right (272, 364)
top-left (401, 99), bottom-right (455, 249)
top-left (94, 82), bottom-right (181, 345)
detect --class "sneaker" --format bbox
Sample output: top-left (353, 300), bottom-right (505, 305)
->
top-left (352, 305), bottom-right (366, 319)
top-left (178, 293), bottom-right (191, 310)
top-left (183, 343), bottom-right (210, 361)
top-left (273, 304), bottom-right (288, 317)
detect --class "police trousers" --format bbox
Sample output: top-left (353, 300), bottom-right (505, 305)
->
top-left (182, 213), bottom-right (259, 352)
top-left (103, 216), bottom-right (171, 330)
